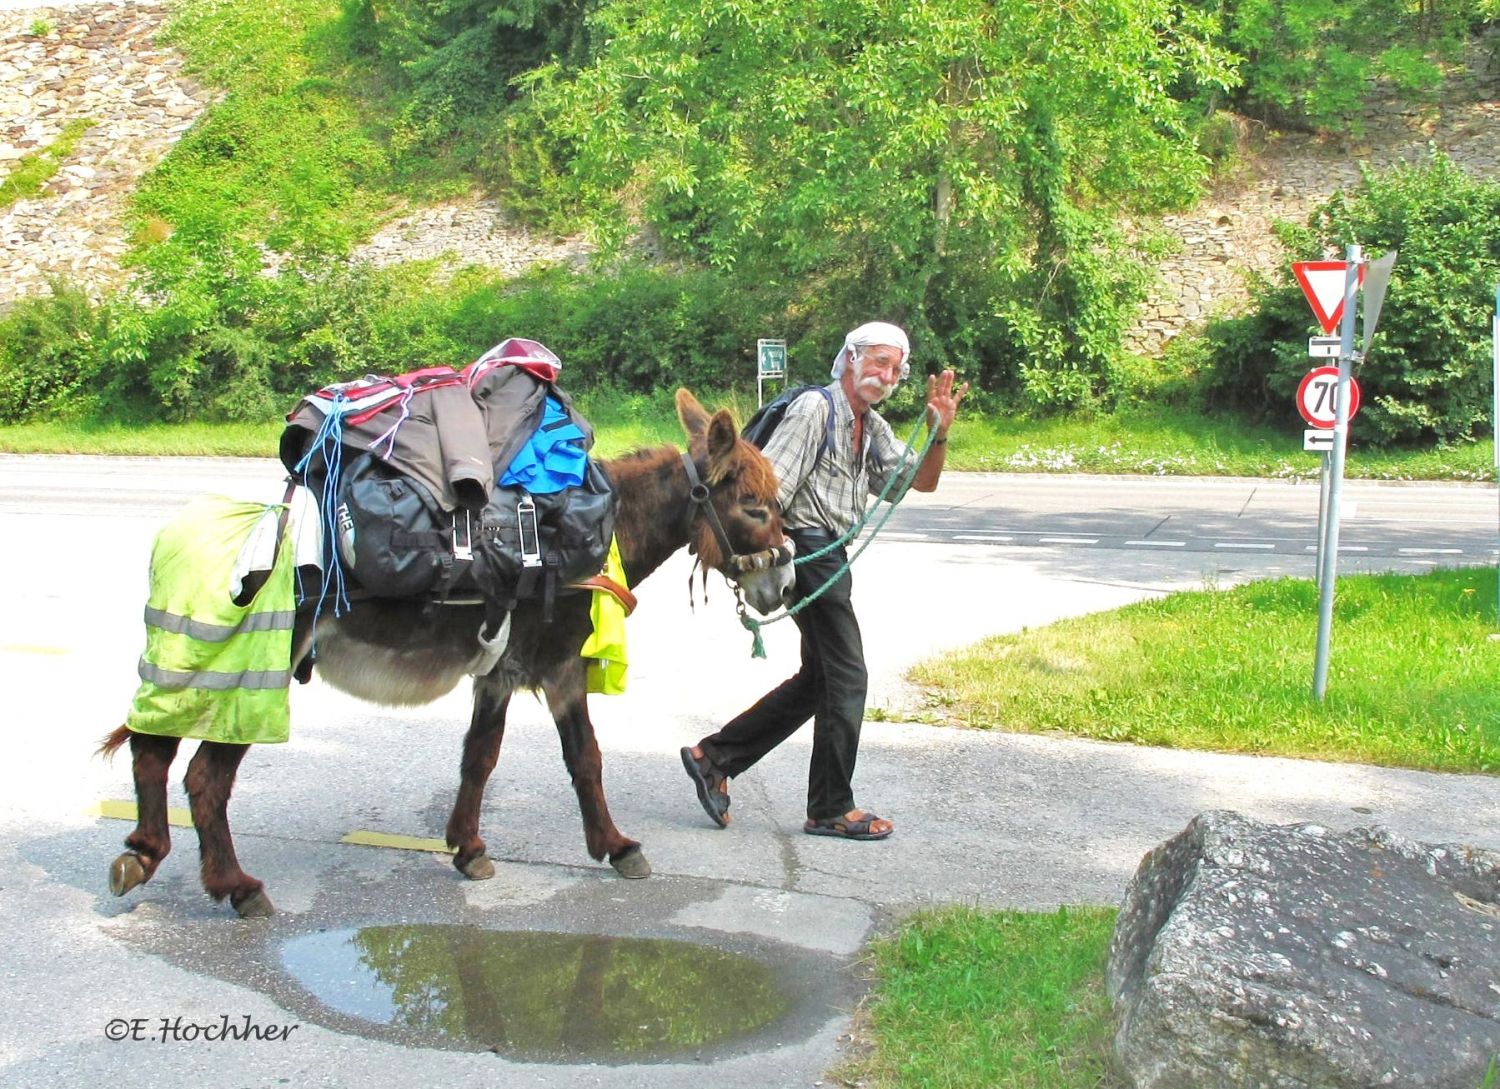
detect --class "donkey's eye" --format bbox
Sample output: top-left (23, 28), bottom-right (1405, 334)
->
top-left (742, 505), bottom-right (770, 524)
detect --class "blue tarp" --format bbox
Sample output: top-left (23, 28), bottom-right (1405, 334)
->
top-left (500, 396), bottom-right (588, 493)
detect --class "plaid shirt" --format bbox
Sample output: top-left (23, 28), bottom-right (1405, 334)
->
top-left (763, 383), bottom-right (915, 536)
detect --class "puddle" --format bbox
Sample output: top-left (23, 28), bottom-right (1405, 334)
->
top-left (281, 925), bottom-right (794, 1060)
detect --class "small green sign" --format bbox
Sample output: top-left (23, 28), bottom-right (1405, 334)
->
top-left (757, 339), bottom-right (787, 376)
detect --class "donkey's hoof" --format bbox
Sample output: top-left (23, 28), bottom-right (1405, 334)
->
top-left (232, 888), bottom-right (275, 918)
top-left (108, 853), bottom-right (148, 897)
top-left (609, 846), bottom-right (652, 880)
top-left (459, 854), bottom-right (495, 881)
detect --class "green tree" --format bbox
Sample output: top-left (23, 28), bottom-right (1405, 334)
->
top-left (1187, 0), bottom-right (1488, 132)
top-left (344, 0), bottom-right (598, 168)
top-left (523, 0), bottom-right (1238, 408)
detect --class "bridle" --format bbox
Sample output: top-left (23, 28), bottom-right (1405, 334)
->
top-left (680, 451), bottom-right (793, 579)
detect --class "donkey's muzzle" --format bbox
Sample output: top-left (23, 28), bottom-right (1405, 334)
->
top-left (727, 543), bottom-right (794, 576)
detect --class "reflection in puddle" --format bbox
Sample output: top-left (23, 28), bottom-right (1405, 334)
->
top-left (281, 926), bottom-right (792, 1060)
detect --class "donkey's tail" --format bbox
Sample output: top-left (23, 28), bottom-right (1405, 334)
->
top-left (97, 725), bottom-right (133, 759)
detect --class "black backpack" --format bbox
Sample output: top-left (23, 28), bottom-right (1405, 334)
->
top-left (741, 385), bottom-right (836, 462)
top-left (323, 451), bottom-right (615, 609)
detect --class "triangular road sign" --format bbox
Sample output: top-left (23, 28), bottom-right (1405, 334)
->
top-left (1361, 250), bottom-right (1397, 355)
top-left (1292, 260), bottom-right (1365, 334)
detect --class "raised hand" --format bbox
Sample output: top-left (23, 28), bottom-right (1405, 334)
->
top-left (925, 369), bottom-right (969, 434)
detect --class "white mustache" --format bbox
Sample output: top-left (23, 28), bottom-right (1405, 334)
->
top-left (858, 375), bottom-right (897, 402)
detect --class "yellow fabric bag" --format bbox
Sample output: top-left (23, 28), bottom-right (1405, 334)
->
top-left (582, 536), bottom-right (629, 694)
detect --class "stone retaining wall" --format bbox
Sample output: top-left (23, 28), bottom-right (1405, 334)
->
top-left (0, 0), bottom-right (210, 304)
top-left (354, 197), bottom-right (592, 278)
top-left (1130, 89), bottom-right (1500, 355)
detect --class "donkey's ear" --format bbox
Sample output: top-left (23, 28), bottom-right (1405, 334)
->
top-left (705, 409), bottom-right (739, 481)
top-left (676, 388), bottom-right (710, 439)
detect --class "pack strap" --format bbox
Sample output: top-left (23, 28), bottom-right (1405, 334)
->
top-left (569, 574), bottom-right (638, 617)
top-left (419, 508), bottom-right (476, 617)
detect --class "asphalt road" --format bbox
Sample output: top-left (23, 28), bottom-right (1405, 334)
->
top-left (891, 471), bottom-right (1500, 563)
top-left (5, 453), bottom-right (1497, 553)
top-left (2, 454), bottom-right (1496, 1089)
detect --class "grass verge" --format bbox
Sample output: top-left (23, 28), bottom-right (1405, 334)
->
top-left (910, 566), bottom-right (1500, 774)
top-left (1, 398), bottom-right (1495, 481)
top-left (960, 406), bottom-right (1497, 482)
top-left (841, 906), bottom-right (1118, 1089)
top-left (0, 390), bottom-right (684, 458)
top-left (0, 420), bottom-right (285, 457)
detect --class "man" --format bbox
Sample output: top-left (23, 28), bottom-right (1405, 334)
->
top-left (681, 321), bottom-right (967, 840)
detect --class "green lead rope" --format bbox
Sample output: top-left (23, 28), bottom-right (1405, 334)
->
top-left (739, 409), bottom-right (941, 657)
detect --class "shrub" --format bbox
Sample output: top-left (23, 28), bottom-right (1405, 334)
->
top-left (8, 252), bottom-right (1016, 424)
top-left (1206, 152), bottom-right (1500, 447)
top-left (21, 254), bottom-right (797, 422)
top-left (98, 238), bottom-right (281, 419)
top-left (345, 0), bottom-right (596, 179)
top-left (445, 261), bottom-right (794, 393)
top-left (94, 247), bottom-right (489, 420)
top-left (1187, 0), bottom-right (1478, 133)
top-left (0, 282), bottom-right (105, 422)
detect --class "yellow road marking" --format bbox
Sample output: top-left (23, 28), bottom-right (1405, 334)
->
top-left (92, 801), bottom-right (452, 854)
top-left (91, 799), bottom-right (193, 828)
top-left (341, 830), bottom-right (455, 854)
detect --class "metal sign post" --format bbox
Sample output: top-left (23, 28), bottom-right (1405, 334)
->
top-left (1315, 450), bottom-right (1331, 586)
top-left (756, 339), bottom-right (787, 407)
top-left (1298, 367), bottom-right (1360, 588)
top-left (1312, 245), bottom-right (1362, 700)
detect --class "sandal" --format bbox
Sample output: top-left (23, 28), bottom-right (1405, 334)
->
top-left (803, 812), bottom-right (893, 841)
top-left (680, 747), bottom-right (731, 828)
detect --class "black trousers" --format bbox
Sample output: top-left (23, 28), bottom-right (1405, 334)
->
top-left (700, 529), bottom-right (867, 821)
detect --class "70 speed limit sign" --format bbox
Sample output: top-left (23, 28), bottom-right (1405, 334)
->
top-left (1296, 366), bottom-right (1362, 429)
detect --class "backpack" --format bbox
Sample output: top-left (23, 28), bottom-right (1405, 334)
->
top-left (327, 451), bottom-right (615, 608)
top-left (287, 343), bottom-right (616, 615)
top-left (741, 385), bottom-right (836, 463)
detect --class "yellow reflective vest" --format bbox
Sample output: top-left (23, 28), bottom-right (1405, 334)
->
top-left (127, 495), bottom-right (296, 744)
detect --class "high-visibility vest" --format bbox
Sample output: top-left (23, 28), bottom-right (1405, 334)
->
top-left (127, 495), bottom-right (296, 745)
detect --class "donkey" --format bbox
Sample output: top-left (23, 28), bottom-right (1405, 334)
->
top-left (100, 389), bottom-right (793, 918)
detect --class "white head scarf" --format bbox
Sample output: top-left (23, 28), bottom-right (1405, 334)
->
top-left (830, 321), bottom-right (911, 380)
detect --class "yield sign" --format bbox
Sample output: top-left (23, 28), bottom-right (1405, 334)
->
top-left (1292, 261), bottom-right (1365, 334)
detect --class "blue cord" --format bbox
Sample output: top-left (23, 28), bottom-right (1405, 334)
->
top-left (295, 394), bottom-right (353, 622)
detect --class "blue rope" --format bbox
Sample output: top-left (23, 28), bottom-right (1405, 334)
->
top-left (295, 394), bottom-right (353, 622)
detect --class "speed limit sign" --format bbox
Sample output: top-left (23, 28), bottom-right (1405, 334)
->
top-left (1296, 366), bottom-right (1361, 429)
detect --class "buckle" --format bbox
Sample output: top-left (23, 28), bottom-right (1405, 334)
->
top-left (517, 495), bottom-right (542, 567)
top-left (452, 508), bottom-right (473, 562)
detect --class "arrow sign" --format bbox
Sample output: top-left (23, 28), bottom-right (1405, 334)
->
top-left (1304, 429), bottom-right (1337, 452)
top-left (1293, 260), bottom-right (1365, 334)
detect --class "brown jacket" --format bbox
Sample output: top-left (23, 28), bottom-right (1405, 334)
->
top-left (279, 363), bottom-right (593, 512)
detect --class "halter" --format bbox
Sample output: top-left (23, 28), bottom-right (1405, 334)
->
top-left (680, 451), bottom-right (793, 578)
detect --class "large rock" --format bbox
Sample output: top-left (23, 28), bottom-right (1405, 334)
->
top-left (1108, 810), bottom-right (1500, 1089)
